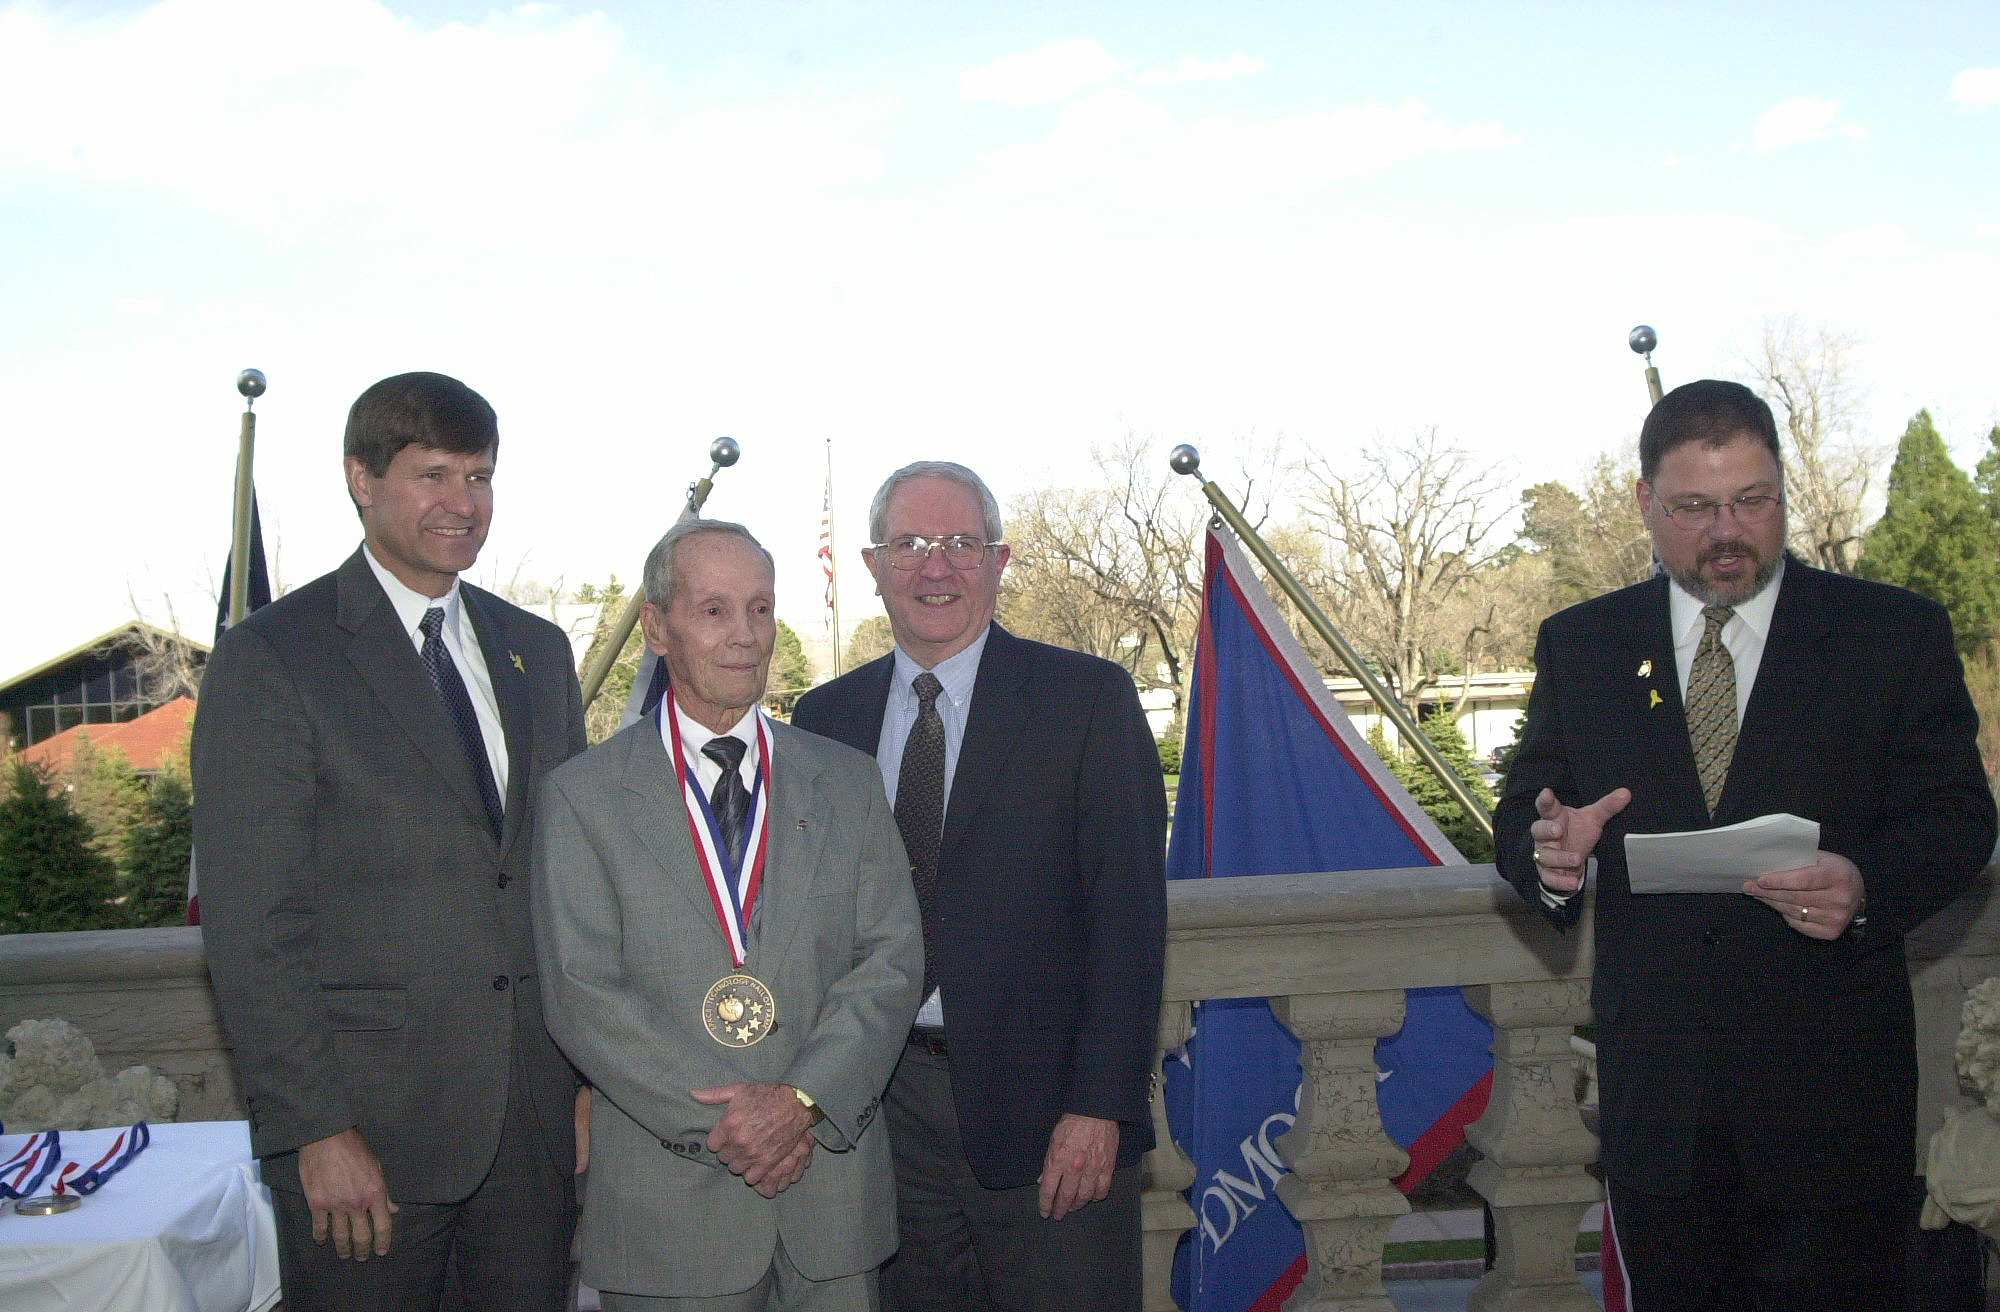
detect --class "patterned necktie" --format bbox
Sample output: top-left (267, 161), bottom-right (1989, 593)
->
top-left (895, 672), bottom-right (947, 999)
top-left (419, 607), bottom-right (504, 838)
top-left (1685, 604), bottom-right (1738, 816)
top-left (702, 736), bottom-right (751, 871)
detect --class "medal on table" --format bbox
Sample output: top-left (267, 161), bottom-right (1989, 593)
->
top-left (663, 698), bottom-right (776, 1047)
top-left (5, 1123), bottom-right (148, 1214)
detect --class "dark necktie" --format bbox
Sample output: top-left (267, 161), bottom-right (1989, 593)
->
top-left (1686, 604), bottom-right (1738, 816)
top-left (419, 607), bottom-right (504, 839)
top-left (895, 672), bottom-right (947, 999)
top-left (702, 736), bottom-right (751, 871)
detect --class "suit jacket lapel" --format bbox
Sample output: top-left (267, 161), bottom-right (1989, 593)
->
top-left (820, 656), bottom-right (893, 754)
top-left (1720, 561), bottom-right (1829, 821)
top-left (943, 626), bottom-right (1032, 854)
top-left (1591, 577), bottom-right (1712, 827)
top-left (462, 586), bottom-right (534, 857)
top-left (335, 551), bottom-right (495, 840)
top-left (743, 722), bottom-right (829, 973)
top-left (618, 716), bottom-right (729, 940)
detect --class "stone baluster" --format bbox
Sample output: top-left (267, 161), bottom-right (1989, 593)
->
top-left (1270, 989), bottom-right (1409, 1312)
top-left (1462, 979), bottom-right (1601, 1312)
top-left (1141, 1001), bottom-right (1198, 1312)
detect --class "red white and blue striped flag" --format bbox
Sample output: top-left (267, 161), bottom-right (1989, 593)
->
top-left (1166, 527), bottom-right (1494, 1311)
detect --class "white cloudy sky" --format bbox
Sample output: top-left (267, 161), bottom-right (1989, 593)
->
top-left (4, 0), bottom-right (1997, 679)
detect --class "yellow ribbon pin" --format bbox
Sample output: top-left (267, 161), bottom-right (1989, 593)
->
top-left (510, 652), bottom-right (526, 674)
top-left (1648, 689), bottom-right (1662, 708)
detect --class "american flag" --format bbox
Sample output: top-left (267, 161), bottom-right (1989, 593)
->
top-left (817, 478), bottom-right (836, 616)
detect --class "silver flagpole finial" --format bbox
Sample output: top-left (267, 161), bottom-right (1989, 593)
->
top-left (1168, 444), bottom-right (1204, 480)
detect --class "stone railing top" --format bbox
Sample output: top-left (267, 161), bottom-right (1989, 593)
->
top-left (1162, 864), bottom-right (1592, 1002)
top-left (0, 925), bottom-right (208, 986)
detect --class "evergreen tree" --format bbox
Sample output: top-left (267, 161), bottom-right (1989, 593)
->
top-left (120, 764), bottom-right (194, 928)
top-left (765, 620), bottom-right (816, 717)
top-left (1364, 712), bottom-right (1496, 862)
top-left (64, 735), bottom-right (145, 863)
top-left (1975, 424), bottom-right (2000, 530)
top-left (1857, 410), bottom-right (2000, 656)
top-left (0, 760), bottom-right (121, 933)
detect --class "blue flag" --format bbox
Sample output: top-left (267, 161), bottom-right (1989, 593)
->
top-left (1166, 529), bottom-right (1494, 1311)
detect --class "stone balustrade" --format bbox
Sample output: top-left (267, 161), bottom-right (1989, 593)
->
top-left (3, 863), bottom-right (1994, 1312)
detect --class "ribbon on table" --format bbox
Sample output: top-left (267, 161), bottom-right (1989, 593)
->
top-left (0, 1130), bottom-right (61, 1200)
top-left (52, 1122), bottom-right (151, 1195)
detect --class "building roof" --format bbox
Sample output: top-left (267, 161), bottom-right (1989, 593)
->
top-left (0, 622), bottom-right (210, 696)
top-left (17, 697), bottom-right (196, 775)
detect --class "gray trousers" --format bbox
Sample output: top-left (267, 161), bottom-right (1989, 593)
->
top-left (598, 1233), bottom-right (877, 1312)
top-left (879, 1041), bottom-right (1141, 1312)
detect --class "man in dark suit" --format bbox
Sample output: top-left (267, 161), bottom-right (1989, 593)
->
top-left (1495, 380), bottom-right (1996, 1310)
top-left (195, 372), bottom-right (587, 1312)
top-left (792, 461), bottom-right (1167, 1312)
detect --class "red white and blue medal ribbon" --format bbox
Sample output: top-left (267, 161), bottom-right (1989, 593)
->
top-left (54, 1122), bottom-right (150, 1195)
top-left (0, 1130), bottom-right (60, 1199)
top-left (660, 698), bottom-right (772, 969)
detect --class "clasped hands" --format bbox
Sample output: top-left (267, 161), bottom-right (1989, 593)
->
top-left (692, 1083), bottom-right (816, 1197)
top-left (1529, 787), bottom-right (1865, 938)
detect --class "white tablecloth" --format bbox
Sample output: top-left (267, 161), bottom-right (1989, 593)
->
top-left (0, 1120), bottom-right (279, 1312)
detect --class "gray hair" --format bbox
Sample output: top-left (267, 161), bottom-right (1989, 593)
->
top-left (867, 461), bottom-right (1003, 545)
top-left (642, 519), bottom-right (774, 609)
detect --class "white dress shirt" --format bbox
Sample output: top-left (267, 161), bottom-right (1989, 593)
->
top-left (363, 545), bottom-right (508, 798)
top-left (873, 627), bottom-right (989, 1027)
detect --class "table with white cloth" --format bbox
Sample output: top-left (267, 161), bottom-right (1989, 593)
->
top-left (0, 1120), bottom-right (279, 1312)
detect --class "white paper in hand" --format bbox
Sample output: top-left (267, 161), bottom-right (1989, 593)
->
top-left (1622, 813), bottom-right (1821, 894)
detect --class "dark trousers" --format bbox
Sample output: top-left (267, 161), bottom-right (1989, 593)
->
top-left (879, 1039), bottom-right (1141, 1312)
top-left (273, 1059), bottom-right (576, 1312)
top-left (1604, 1112), bottom-right (1906, 1312)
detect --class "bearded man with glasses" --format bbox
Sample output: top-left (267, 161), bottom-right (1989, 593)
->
top-left (1495, 379), bottom-right (1995, 1310)
top-left (793, 461), bottom-right (1166, 1312)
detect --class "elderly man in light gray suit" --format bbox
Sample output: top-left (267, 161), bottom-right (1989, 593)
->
top-left (533, 518), bottom-right (923, 1311)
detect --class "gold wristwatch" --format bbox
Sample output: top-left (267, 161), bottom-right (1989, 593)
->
top-left (793, 1086), bottom-right (825, 1126)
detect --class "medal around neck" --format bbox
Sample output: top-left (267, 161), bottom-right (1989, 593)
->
top-left (704, 973), bottom-right (776, 1047)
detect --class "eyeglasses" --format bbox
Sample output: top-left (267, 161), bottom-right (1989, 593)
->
top-left (1655, 493), bottom-right (1784, 529)
top-left (871, 534), bottom-right (1000, 570)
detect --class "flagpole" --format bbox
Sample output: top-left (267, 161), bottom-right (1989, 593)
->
top-left (578, 436), bottom-right (741, 709)
top-left (1170, 445), bottom-right (1494, 842)
top-left (824, 438), bottom-right (844, 677)
top-left (1630, 324), bottom-right (1663, 406)
top-left (228, 369), bottom-right (265, 627)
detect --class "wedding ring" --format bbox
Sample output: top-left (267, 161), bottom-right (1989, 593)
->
top-left (1799, 906), bottom-right (1811, 921)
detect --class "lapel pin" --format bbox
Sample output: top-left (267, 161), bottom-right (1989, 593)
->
top-left (509, 651), bottom-right (525, 674)
top-left (1636, 659), bottom-right (1652, 677)
top-left (1649, 689), bottom-right (1662, 708)
top-left (796, 819), bottom-right (809, 830)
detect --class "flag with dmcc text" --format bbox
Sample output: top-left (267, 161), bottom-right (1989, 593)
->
top-left (1165, 528), bottom-right (1494, 1311)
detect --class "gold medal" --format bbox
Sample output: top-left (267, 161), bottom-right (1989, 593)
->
top-left (703, 973), bottom-right (775, 1047)
top-left (15, 1193), bottom-right (80, 1216)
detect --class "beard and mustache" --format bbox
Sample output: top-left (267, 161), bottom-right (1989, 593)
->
top-left (1663, 522), bottom-right (1784, 607)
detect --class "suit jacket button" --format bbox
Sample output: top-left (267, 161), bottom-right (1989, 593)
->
top-left (497, 873), bottom-right (510, 888)
top-left (1702, 931), bottom-right (1720, 948)
top-left (493, 976), bottom-right (510, 990)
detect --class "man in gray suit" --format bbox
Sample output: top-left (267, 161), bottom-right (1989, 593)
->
top-left (533, 519), bottom-right (923, 1311)
top-left (195, 372), bottom-right (588, 1311)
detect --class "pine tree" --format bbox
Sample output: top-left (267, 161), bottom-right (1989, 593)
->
top-left (1364, 713), bottom-right (1496, 862)
top-left (65, 735), bottom-right (145, 863)
top-left (0, 760), bottom-right (122, 933)
top-left (1857, 411), bottom-right (2000, 656)
top-left (120, 764), bottom-right (194, 928)
top-left (766, 620), bottom-right (816, 716)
